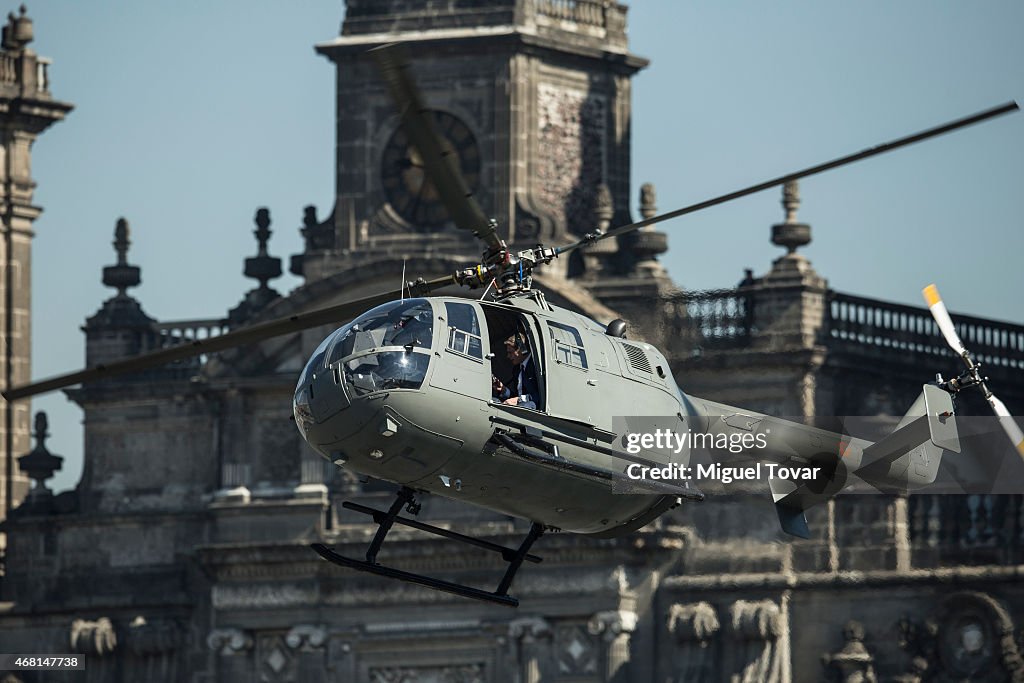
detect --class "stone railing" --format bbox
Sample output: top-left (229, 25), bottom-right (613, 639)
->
top-left (535, 0), bottom-right (607, 28)
top-left (908, 494), bottom-right (1024, 564)
top-left (0, 52), bottom-right (16, 84)
top-left (670, 289), bottom-right (752, 350)
top-left (35, 56), bottom-right (50, 93)
top-left (148, 318), bottom-right (230, 372)
top-left (154, 318), bottom-right (230, 349)
top-left (827, 292), bottom-right (1024, 371)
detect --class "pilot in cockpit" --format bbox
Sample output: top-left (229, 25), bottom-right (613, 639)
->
top-left (491, 332), bottom-right (539, 409)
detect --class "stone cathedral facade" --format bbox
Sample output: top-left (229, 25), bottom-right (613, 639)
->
top-left (2, 2), bottom-right (1024, 682)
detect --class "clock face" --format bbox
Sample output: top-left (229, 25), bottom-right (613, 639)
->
top-left (380, 110), bottom-right (481, 230)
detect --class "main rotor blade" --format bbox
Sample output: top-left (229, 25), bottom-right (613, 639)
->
top-left (3, 274), bottom-right (456, 402)
top-left (372, 43), bottom-right (500, 250)
top-left (556, 101), bottom-right (1019, 256)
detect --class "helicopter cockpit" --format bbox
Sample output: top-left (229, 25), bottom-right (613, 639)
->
top-left (293, 299), bottom-right (435, 436)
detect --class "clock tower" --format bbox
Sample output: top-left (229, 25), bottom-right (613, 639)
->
top-left (299, 0), bottom-right (649, 283)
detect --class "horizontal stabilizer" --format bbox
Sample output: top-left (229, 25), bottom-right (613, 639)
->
top-left (775, 503), bottom-right (810, 539)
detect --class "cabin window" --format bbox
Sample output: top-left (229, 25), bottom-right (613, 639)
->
top-left (547, 321), bottom-right (588, 369)
top-left (445, 302), bottom-right (483, 360)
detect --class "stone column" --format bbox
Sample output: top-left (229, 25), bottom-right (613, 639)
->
top-left (728, 600), bottom-right (783, 683)
top-left (507, 617), bottom-right (552, 683)
top-left (0, 7), bottom-right (72, 520)
top-left (286, 624), bottom-right (328, 682)
top-left (587, 609), bottom-right (638, 681)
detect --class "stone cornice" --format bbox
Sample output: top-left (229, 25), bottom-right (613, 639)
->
top-left (316, 29), bottom-right (648, 73)
top-left (662, 564), bottom-right (1024, 591)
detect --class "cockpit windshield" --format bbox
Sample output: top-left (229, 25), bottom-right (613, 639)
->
top-left (294, 300), bottom-right (435, 433)
top-left (326, 299), bottom-right (433, 365)
top-left (342, 351), bottom-right (431, 396)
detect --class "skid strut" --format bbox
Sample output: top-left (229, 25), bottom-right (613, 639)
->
top-left (311, 487), bottom-right (544, 607)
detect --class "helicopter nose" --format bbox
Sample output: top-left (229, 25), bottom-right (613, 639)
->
top-left (308, 365), bottom-right (350, 423)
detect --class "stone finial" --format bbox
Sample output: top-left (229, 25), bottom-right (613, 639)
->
top-left (102, 218), bottom-right (142, 296)
top-left (782, 179), bottom-right (800, 224)
top-left (822, 620), bottom-right (878, 682)
top-left (639, 183), bottom-right (657, 221)
top-left (771, 181), bottom-right (811, 255)
top-left (244, 207), bottom-right (282, 290)
top-left (17, 410), bottom-right (63, 501)
top-left (228, 208), bottom-right (282, 326)
top-left (302, 205), bottom-right (317, 230)
top-left (1, 5), bottom-right (33, 52)
top-left (593, 183), bottom-right (613, 232)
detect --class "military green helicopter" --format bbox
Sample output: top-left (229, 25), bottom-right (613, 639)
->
top-left (5, 45), bottom-right (1021, 607)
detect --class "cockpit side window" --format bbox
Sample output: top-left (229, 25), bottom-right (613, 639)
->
top-left (444, 302), bottom-right (483, 360)
top-left (547, 321), bottom-right (588, 369)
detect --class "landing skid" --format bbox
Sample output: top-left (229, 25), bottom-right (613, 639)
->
top-left (311, 486), bottom-right (544, 608)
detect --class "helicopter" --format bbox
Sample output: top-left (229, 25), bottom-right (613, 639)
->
top-left (4, 44), bottom-right (1022, 607)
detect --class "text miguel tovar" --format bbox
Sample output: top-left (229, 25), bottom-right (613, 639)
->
top-left (625, 462), bottom-right (823, 484)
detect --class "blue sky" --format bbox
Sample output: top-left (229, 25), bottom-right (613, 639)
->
top-left (16, 1), bottom-right (1024, 492)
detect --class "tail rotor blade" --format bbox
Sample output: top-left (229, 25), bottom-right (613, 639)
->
top-left (922, 284), bottom-right (967, 356)
top-left (988, 394), bottom-right (1024, 457)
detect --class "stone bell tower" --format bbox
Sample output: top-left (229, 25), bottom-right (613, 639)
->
top-left (0, 6), bottom-right (72, 517)
top-left (296, 0), bottom-right (648, 282)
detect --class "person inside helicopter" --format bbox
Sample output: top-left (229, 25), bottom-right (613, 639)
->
top-left (491, 331), bottom-right (539, 409)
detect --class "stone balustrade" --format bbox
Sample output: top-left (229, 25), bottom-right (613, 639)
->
top-left (827, 291), bottom-right (1024, 370)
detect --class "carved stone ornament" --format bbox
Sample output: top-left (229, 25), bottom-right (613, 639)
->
top-left (206, 628), bottom-right (253, 656)
top-left (554, 623), bottom-right (598, 676)
top-left (730, 600), bottom-right (781, 641)
top-left (668, 602), bottom-right (721, 645)
top-left (729, 601), bottom-right (782, 683)
top-left (668, 601), bottom-right (721, 683)
top-left (70, 617), bottom-right (117, 656)
top-left (285, 624), bottom-right (327, 651)
top-left (587, 609), bottom-right (638, 642)
top-left (508, 616), bottom-right (552, 641)
top-left (898, 591), bottom-right (1024, 682)
top-left (822, 620), bottom-right (878, 683)
top-left (368, 663), bottom-right (485, 683)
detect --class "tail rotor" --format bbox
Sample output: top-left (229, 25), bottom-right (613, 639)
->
top-left (922, 284), bottom-right (1024, 456)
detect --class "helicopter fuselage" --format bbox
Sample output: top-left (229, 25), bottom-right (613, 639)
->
top-left (294, 293), bottom-right (688, 536)
top-left (293, 292), bottom-right (957, 539)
